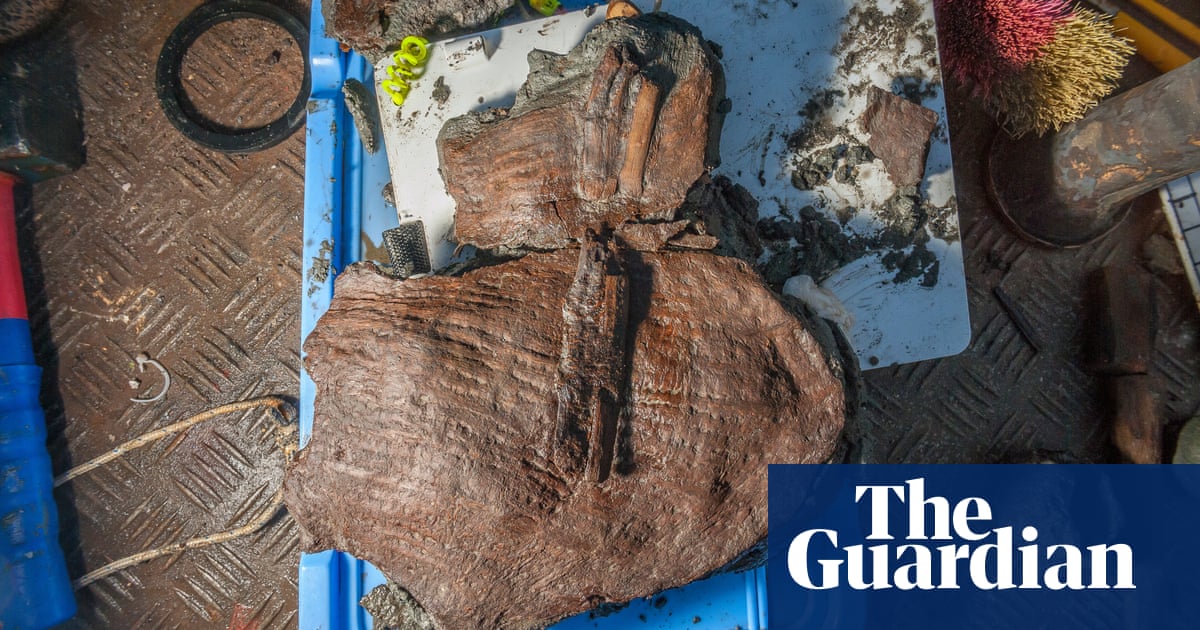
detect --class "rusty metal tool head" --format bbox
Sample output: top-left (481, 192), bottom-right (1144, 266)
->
top-left (0, 22), bottom-right (84, 183)
top-left (986, 57), bottom-right (1200, 248)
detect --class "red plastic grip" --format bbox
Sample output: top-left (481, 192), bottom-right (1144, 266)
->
top-left (0, 173), bottom-right (29, 320)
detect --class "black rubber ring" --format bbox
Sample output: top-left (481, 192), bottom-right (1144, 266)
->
top-left (156, 0), bottom-right (311, 153)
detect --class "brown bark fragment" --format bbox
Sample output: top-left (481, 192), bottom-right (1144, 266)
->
top-left (1110, 375), bottom-right (1161, 464)
top-left (285, 252), bottom-right (847, 630)
top-left (1088, 265), bottom-right (1162, 463)
top-left (291, 11), bottom-right (829, 630)
top-left (668, 232), bottom-right (720, 250)
top-left (861, 86), bottom-right (938, 188)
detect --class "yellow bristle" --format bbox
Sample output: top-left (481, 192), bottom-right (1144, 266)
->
top-left (990, 8), bottom-right (1135, 137)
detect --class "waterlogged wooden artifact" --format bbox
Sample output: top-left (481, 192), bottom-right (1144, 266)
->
top-left (285, 11), bottom-right (851, 630)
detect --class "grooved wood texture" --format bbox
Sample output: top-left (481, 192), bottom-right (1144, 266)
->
top-left (287, 252), bottom-right (847, 630)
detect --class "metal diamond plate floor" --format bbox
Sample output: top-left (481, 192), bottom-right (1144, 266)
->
top-left (8, 0), bottom-right (1199, 629)
top-left (16, 1), bottom-right (307, 627)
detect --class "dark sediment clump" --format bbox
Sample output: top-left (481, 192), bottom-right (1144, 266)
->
top-left (757, 186), bottom-right (940, 288)
top-left (758, 206), bottom-right (866, 285)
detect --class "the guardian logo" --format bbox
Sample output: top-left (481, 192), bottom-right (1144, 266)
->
top-left (787, 478), bottom-right (1135, 591)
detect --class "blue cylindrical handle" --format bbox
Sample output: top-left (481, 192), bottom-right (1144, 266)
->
top-left (0, 359), bottom-right (76, 628)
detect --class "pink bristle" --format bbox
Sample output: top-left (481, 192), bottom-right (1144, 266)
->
top-left (934, 0), bottom-right (1070, 95)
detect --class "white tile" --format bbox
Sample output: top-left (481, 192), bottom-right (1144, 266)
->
top-left (1166, 174), bottom-right (1198, 202)
top-left (1186, 228), bottom-right (1200, 264)
top-left (1176, 196), bottom-right (1200, 230)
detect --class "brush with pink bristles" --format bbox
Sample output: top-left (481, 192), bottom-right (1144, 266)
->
top-left (935, 0), bottom-right (1135, 136)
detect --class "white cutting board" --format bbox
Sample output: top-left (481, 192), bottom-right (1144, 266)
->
top-left (374, 0), bottom-right (970, 369)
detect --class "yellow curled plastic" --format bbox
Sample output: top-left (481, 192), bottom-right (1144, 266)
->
top-left (531, 0), bottom-right (561, 16)
top-left (381, 35), bottom-right (430, 106)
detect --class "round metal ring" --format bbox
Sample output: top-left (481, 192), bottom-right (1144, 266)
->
top-left (155, 0), bottom-right (310, 153)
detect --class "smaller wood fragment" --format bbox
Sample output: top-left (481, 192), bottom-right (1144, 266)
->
top-left (1090, 265), bottom-right (1155, 375)
top-left (617, 78), bottom-right (660, 198)
top-left (1089, 265), bottom-right (1162, 464)
top-left (342, 78), bottom-right (381, 154)
top-left (322, 0), bottom-right (511, 58)
top-left (667, 232), bottom-right (720, 250)
top-left (607, 1), bottom-right (643, 20)
top-left (552, 233), bottom-right (630, 483)
top-left (861, 86), bottom-right (938, 188)
top-left (614, 220), bottom-right (691, 251)
top-left (612, 219), bottom-right (718, 252)
top-left (359, 583), bottom-right (436, 630)
top-left (993, 286), bottom-right (1043, 353)
top-left (1110, 375), bottom-right (1161, 464)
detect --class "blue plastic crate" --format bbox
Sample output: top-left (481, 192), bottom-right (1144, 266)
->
top-left (298, 1), bottom-right (766, 628)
